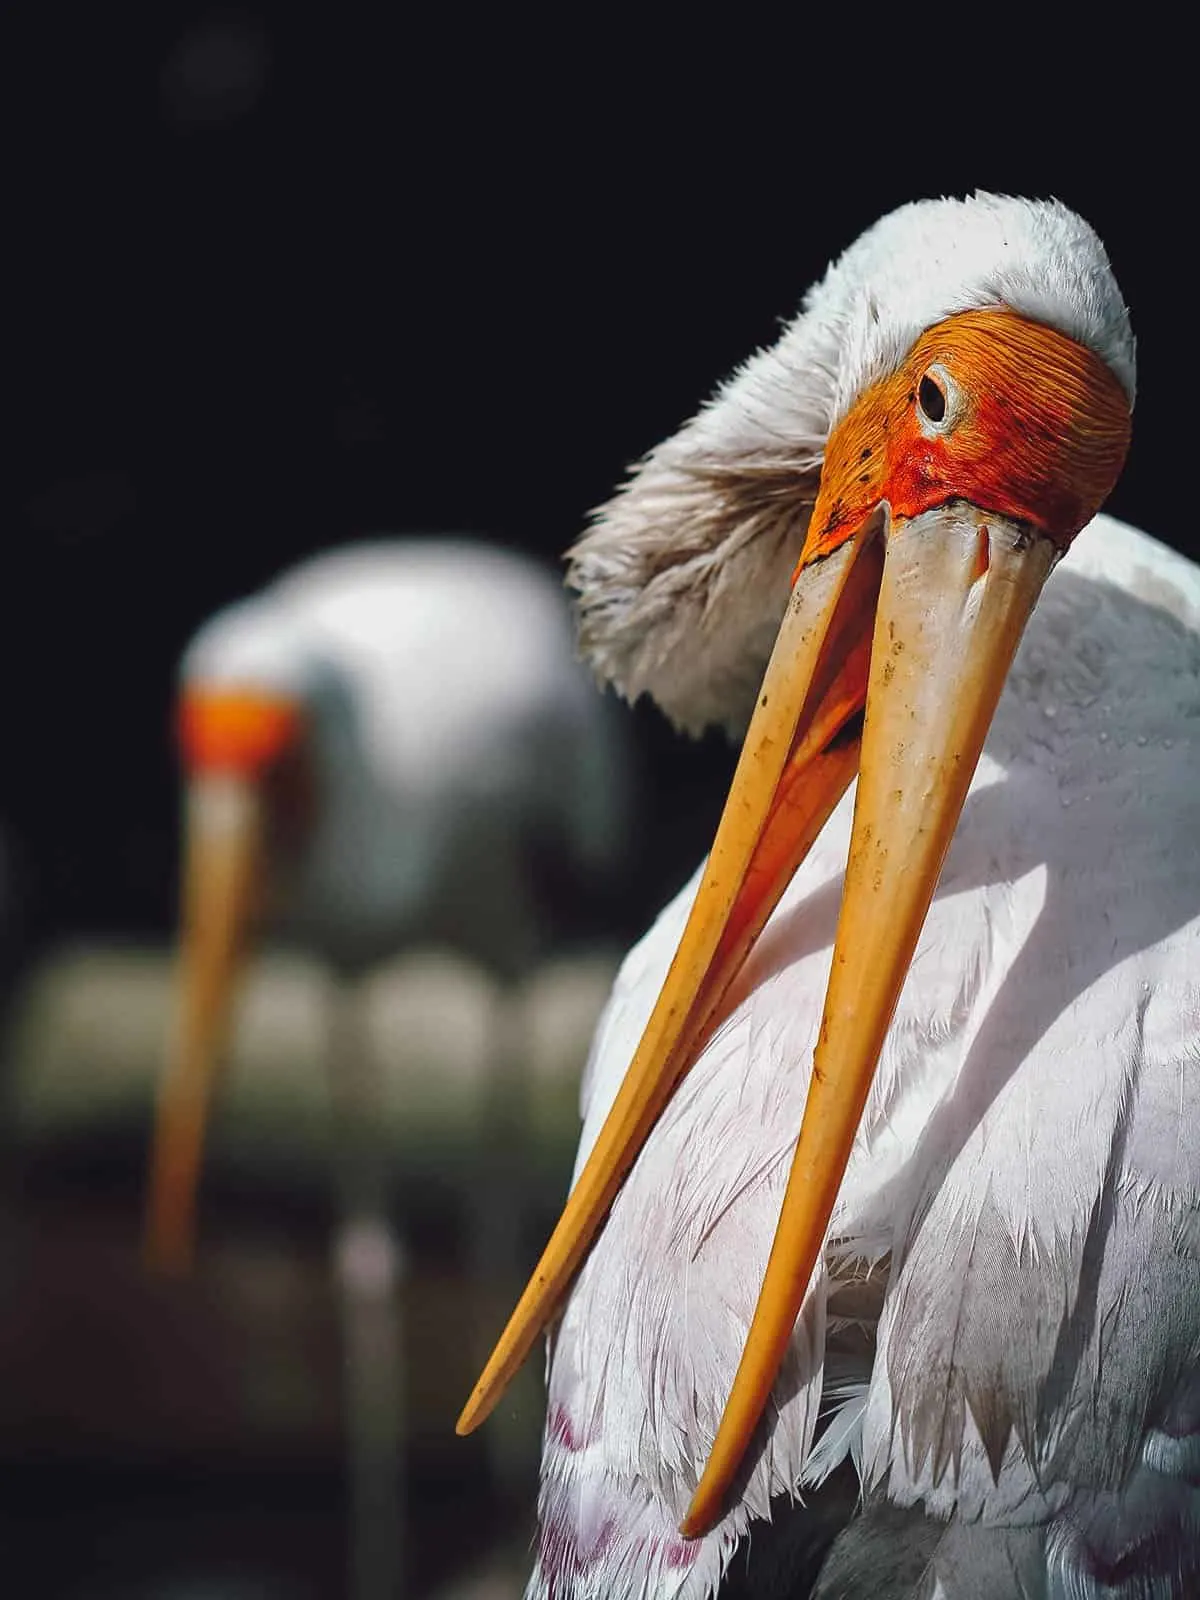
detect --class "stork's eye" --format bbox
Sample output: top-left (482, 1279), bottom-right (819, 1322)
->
top-left (915, 364), bottom-right (962, 434)
top-left (917, 374), bottom-right (946, 423)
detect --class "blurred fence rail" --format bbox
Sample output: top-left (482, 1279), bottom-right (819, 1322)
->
top-left (0, 941), bottom-right (617, 1474)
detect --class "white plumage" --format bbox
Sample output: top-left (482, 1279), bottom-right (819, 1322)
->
top-left (539, 515), bottom-right (1200, 1598)
top-left (567, 195), bottom-right (1134, 740)
top-left (509, 197), bottom-right (1200, 1598)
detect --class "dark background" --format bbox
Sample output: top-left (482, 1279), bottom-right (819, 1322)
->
top-left (7, 11), bottom-right (1188, 969)
top-left (2, 13), bottom-right (1191, 1598)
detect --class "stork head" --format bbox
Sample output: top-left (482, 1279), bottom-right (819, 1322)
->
top-left (144, 597), bottom-right (308, 1275)
top-left (458, 195), bottom-right (1135, 1529)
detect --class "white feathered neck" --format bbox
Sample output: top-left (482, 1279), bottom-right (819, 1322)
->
top-left (568, 192), bottom-right (1135, 737)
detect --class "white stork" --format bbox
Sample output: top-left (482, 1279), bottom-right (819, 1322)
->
top-left (458, 195), bottom-right (1200, 1597)
top-left (141, 537), bottom-right (627, 1600)
top-left (144, 536), bottom-right (625, 1270)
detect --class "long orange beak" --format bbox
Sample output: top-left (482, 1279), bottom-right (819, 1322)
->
top-left (459, 305), bottom-right (1130, 1536)
top-left (143, 774), bottom-right (265, 1274)
top-left (457, 501), bottom-right (1056, 1519)
top-left (678, 505), bottom-right (1056, 1534)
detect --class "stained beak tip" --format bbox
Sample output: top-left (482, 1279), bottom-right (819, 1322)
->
top-left (678, 1507), bottom-right (707, 1540)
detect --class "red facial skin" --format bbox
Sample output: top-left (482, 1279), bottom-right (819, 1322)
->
top-left (798, 307), bottom-right (1132, 574)
top-left (177, 687), bottom-right (302, 777)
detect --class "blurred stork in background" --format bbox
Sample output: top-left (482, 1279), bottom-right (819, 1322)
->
top-left (143, 537), bottom-right (629, 1600)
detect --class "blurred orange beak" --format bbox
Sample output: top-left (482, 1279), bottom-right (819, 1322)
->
top-left (143, 774), bottom-right (264, 1274)
top-left (143, 687), bottom-right (298, 1275)
top-left (458, 501), bottom-right (1057, 1518)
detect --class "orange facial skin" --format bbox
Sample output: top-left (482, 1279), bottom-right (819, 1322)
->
top-left (177, 687), bottom-right (302, 776)
top-left (800, 308), bottom-right (1132, 570)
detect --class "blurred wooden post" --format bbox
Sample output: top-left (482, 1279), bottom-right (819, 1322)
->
top-left (327, 977), bottom-right (406, 1600)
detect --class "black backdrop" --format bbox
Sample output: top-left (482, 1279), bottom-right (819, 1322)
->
top-left (8, 10), bottom-right (1189, 965)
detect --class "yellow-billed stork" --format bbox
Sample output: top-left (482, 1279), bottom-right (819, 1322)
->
top-left (144, 536), bottom-right (625, 1271)
top-left (459, 196), bottom-right (1200, 1597)
top-left (142, 536), bottom-right (627, 1600)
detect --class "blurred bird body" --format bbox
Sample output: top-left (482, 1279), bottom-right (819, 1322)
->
top-left (457, 197), bottom-right (1200, 1597)
top-left (181, 539), bottom-right (622, 975)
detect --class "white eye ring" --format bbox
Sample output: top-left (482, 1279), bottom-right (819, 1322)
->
top-left (915, 363), bottom-right (964, 435)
